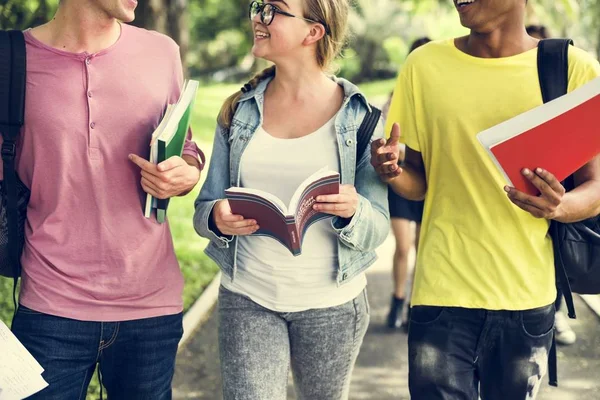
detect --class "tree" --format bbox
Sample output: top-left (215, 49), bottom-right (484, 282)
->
top-left (0, 0), bottom-right (57, 30)
top-left (348, 0), bottom-right (414, 82)
top-left (130, 0), bottom-right (189, 71)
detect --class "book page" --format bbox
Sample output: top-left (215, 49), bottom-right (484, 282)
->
top-left (158, 80), bottom-right (199, 144)
top-left (0, 321), bottom-right (48, 399)
top-left (288, 167), bottom-right (340, 212)
top-left (226, 187), bottom-right (288, 215)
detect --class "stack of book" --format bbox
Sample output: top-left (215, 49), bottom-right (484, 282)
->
top-left (144, 79), bottom-right (199, 223)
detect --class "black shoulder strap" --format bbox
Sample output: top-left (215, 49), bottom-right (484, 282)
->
top-left (0, 30), bottom-right (27, 311)
top-left (537, 39), bottom-right (572, 103)
top-left (537, 37), bottom-right (572, 388)
top-left (0, 30), bottom-right (27, 138)
top-left (356, 105), bottom-right (381, 166)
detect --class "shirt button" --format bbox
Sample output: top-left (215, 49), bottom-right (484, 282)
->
top-left (90, 122), bottom-right (96, 129)
top-left (88, 91), bottom-right (93, 98)
top-left (345, 139), bottom-right (354, 146)
top-left (85, 57), bottom-right (91, 65)
top-left (342, 272), bottom-right (348, 280)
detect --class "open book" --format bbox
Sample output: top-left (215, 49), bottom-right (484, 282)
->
top-left (0, 321), bottom-right (48, 399)
top-left (225, 169), bottom-right (340, 256)
top-left (144, 79), bottom-right (199, 223)
top-left (477, 76), bottom-right (600, 196)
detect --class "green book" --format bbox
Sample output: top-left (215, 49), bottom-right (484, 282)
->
top-left (144, 79), bottom-right (199, 223)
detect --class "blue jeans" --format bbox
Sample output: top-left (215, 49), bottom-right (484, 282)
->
top-left (408, 304), bottom-right (555, 400)
top-left (11, 305), bottom-right (183, 400)
top-left (218, 286), bottom-right (370, 400)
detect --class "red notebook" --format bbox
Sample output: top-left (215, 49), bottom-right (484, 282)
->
top-left (477, 77), bottom-right (600, 196)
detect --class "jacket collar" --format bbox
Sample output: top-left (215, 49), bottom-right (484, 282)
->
top-left (238, 74), bottom-right (371, 112)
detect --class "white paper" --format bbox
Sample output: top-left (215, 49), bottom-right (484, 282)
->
top-left (0, 321), bottom-right (48, 399)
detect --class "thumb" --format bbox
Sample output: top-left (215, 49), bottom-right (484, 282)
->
top-left (157, 156), bottom-right (183, 172)
top-left (387, 123), bottom-right (401, 146)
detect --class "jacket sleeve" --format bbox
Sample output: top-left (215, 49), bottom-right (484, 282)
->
top-left (332, 116), bottom-right (390, 251)
top-left (193, 124), bottom-right (234, 248)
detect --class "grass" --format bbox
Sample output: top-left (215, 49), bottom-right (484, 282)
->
top-left (0, 78), bottom-right (396, 399)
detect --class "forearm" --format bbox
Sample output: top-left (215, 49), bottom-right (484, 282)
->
top-left (555, 179), bottom-right (600, 223)
top-left (178, 155), bottom-right (202, 196)
top-left (389, 164), bottom-right (427, 201)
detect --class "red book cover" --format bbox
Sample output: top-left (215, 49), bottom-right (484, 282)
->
top-left (225, 169), bottom-right (340, 256)
top-left (477, 77), bottom-right (600, 196)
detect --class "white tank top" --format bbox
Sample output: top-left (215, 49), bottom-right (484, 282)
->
top-left (221, 117), bottom-right (367, 312)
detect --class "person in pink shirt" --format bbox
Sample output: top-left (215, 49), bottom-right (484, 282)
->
top-left (0, 0), bottom-right (203, 398)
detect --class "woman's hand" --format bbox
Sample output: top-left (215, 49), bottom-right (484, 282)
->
top-left (212, 199), bottom-right (259, 236)
top-left (313, 185), bottom-right (359, 219)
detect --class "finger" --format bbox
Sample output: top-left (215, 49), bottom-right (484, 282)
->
top-left (509, 197), bottom-right (546, 218)
top-left (141, 170), bottom-right (168, 187)
top-left (141, 176), bottom-right (161, 194)
top-left (141, 181), bottom-right (160, 198)
top-left (231, 224), bottom-right (261, 236)
top-left (313, 203), bottom-right (349, 213)
top-left (522, 169), bottom-right (560, 204)
top-left (370, 137), bottom-right (386, 155)
top-left (316, 194), bottom-right (346, 203)
top-left (129, 154), bottom-right (158, 173)
top-left (375, 152), bottom-right (398, 165)
top-left (220, 213), bottom-right (245, 222)
top-left (223, 219), bottom-right (258, 229)
top-left (386, 123), bottom-right (401, 147)
top-left (157, 156), bottom-right (185, 173)
top-left (376, 162), bottom-right (401, 175)
top-left (505, 187), bottom-right (547, 213)
top-left (534, 168), bottom-right (565, 195)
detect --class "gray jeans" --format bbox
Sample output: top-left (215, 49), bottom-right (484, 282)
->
top-left (218, 286), bottom-right (370, 400)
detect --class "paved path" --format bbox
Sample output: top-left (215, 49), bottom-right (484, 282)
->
top-left (173, 234), bottom-right (600, 400)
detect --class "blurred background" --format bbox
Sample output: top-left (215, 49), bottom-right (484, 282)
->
top-left (1, 1), bottom-right (599, 398)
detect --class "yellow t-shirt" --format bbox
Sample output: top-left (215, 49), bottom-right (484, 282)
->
top-left (385, 39), bottom-right (600, 310)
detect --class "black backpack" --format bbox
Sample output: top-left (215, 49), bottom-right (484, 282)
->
top-left (537, 38), bottom-right (600, 386)
top-left (0, 30), bottom-right (29, 308)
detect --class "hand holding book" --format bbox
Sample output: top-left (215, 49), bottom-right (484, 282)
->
top-left (504, 167), bottom-right (566, 220)
top-left (225, 168), bottom-right (341, 256)
top-left (212, 199), bottom-right (260, 236)
top-left (313, 184), bottom-right (359, 219)
top-left (129, 154), bottom-right (200, 201)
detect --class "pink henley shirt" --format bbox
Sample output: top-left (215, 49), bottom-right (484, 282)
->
top-left (0, 24), bottom-right (200, 321)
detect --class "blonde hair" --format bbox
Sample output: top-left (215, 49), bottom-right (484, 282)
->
top-left (218, 0), bottom-right (350, 129)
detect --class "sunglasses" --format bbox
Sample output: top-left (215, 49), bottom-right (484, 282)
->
top-left (249, 1), bottom-right (331, 35)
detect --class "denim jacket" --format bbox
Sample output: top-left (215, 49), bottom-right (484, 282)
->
top-left (193, 75), bottom-right (389, 285)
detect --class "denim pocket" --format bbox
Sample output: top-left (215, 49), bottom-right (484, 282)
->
top-left (520, 304), bottom-right (555, 338)
top-left (410, 306), bottom-right (445, 325)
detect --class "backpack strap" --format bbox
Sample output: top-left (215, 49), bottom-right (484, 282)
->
top-left (0, 30), bottom-right (27, 310)
top-left (537, 39), bottom-right (572, 104)
top-left (537, 37), bottom-right (572, 388)
top-left (356, 105), bottom-right (381, 167)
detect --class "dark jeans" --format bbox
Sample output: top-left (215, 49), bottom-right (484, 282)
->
top-left (11, 305), bottom-right (183, 400)
top-left (408, 304), bottom-right (555, 400)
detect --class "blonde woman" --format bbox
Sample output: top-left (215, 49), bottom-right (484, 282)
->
top-left (193, 0), bottom-right (389, 398)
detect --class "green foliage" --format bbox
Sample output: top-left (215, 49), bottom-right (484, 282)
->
top-left (0, 0), bottom-right (58, 30)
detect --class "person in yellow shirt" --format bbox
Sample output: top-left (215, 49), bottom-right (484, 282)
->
top-left (371, 0), bottom-right (600, 399)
